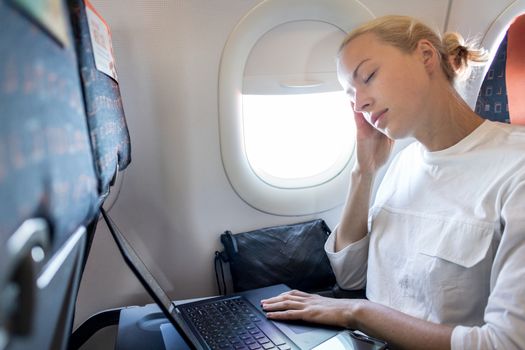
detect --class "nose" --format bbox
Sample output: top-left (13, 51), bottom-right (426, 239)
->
top-left (353, 90), bottom-right (373, 113)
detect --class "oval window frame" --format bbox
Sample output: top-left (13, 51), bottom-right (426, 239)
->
top-left (218, 0), bottom-right (374, 216)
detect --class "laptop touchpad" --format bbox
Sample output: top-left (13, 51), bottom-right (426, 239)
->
top-left (275, 320), bottom-right (337, 334)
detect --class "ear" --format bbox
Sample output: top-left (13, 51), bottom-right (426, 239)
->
top-left (416, 39), bottom-right (439, 74)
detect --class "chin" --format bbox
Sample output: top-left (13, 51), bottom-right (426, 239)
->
top-left (383, 127), bottom-right (409, 141)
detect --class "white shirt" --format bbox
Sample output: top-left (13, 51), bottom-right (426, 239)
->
top-left (325, 120), bottom-right (525, 349)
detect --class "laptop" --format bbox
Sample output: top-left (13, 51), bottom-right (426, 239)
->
top-left (100, 208), bottom-right (340, 350)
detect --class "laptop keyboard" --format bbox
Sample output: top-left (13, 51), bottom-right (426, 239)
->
top-left (179, 296), bottom-right (293, 350)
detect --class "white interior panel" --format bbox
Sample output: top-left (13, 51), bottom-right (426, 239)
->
top-left (362, 0), bottom-right (450, 30)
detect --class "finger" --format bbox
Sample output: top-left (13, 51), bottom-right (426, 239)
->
top-left (261, 295), bottom-right (308, 309)
top-left (354, 111), bottom-right (374, 131)
top-left (261, 290), bottom-right (310, 304)
top-left (265, 309), bottom-right (304, 321)
top-left (353, 110), bottom-right (364, 121)
top-left (260, 292), bottom-right (289, 304)
top-left (260, 294), bottom-right (289, 304)
top-left (287, 289), bottom-right (312, 297)
top-left (261, 300), bottom-right (305, 312)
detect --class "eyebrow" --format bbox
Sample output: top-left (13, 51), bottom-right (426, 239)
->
top-left (353, 58), bottom-right (371, 80)
top-left (344, 58), bottom-right (371, 95)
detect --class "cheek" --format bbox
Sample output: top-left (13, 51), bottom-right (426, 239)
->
top-left (391, 72), bottom-right (428, 110)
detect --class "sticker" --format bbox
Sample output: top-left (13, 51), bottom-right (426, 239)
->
top-left (85, 0), bottom-right (118, 82)
top-left (10, 0), bottom-right (70, 47)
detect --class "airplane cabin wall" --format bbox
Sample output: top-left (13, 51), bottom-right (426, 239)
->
top-left (74, 0), bottom-right (521, 334)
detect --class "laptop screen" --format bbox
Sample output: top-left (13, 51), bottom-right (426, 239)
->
top-left (100, 209), bottom-right (175, 314)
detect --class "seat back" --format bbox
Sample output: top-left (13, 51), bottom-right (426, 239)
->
top-left (69, 0), bottom-right (131, 196)
top-left (475, 14), bottom-right (525, 125)
top-left (475, 34), bottom-right (510, 123)
top-left (0, 1), bottom-right (130, 349)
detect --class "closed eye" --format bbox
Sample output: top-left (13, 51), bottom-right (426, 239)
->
top-left (365, 70), bottom-right (376, 84)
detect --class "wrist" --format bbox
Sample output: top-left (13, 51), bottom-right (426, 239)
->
top-left (344, 299), bottom-right (369, 329)
top-left (351, 167), bottom-right (375, 183)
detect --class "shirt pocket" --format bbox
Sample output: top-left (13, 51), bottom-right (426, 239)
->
top-left (368, 208), bottom-right (499, 324)
top-left (413, 215), bottom-right (497, 324)
top-left (418, 218), bottom-right (495, 268)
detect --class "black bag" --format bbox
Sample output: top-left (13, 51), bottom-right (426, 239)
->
top-left (215, 219), bottom-right (336, 294)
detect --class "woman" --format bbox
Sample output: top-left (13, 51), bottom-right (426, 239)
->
top-left (261, 16), bottom-right (525, 350)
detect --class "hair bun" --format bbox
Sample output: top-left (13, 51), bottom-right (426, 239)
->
top-left (443, 32), bottom-right (488, 80)
top-left (454, 45), bottom-right (468, 59)
top-left (451, 45), bottom-right (469, 71)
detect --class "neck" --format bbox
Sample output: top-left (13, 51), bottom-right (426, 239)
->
top-left (415, 82), bottom-right (484, 152)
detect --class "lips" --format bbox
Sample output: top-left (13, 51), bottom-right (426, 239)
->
top-left (371, 109), bottom-right (388, 127)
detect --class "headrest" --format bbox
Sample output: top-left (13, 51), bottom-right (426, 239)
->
top-left (69, 0), bottom-right (132, 196)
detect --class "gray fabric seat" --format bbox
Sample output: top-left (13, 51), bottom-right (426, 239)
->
top-left (0, 1), bottom-right (131, 349)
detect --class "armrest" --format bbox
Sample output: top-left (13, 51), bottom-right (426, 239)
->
top-left (68, 308), bottom-right (122, 350)
top-left (331, 285), bottom-right (366, 299)
top-left (316, 284), bottom-right (367, 299)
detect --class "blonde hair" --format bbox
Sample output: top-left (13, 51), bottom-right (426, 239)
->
top-left (338, 15), bottom-right (488, 82)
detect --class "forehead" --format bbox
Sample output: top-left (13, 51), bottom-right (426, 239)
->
top-left (338, 33), bottom-right (387, 72)
top-left (337, 32), bottom-right (410, 88)
top-left (336, 34), bottom-right (379, 91)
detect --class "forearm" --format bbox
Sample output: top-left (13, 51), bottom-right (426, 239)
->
top-left (335, 169), bottom-right (375, 251)
top-left (263, 292), bottom-right (452, 349)
top-left (351, 300), bottom-right (453, 350)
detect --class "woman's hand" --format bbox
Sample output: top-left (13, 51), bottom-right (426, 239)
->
top-left (261, 290), bottom-right (364, 329)
top-left (262, 290), bottom-right (454, 350)
top-left (353, 108), bottom-right (394, 175)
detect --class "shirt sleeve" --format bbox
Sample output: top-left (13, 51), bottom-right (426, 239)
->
top-left (324, 226), bottom-right (369, 290)
top-left (451, 180), bottom-right (525, 350)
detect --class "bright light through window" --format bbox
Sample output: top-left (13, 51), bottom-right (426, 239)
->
top-left (243, 91), bottom-right (355, 187)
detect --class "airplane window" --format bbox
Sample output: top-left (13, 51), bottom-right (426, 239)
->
top-left (243, 92), bottom-right (353, 185)
top-left (218, 0), bottom-right (373, 215)
top-left (242, 21), bottom-right (353, 188)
